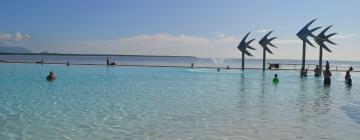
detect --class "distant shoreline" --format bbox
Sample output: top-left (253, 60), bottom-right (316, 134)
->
top-left (0, 52), bottom-right (197, 58)
top-left (1, 53), bottom-right (359, 62)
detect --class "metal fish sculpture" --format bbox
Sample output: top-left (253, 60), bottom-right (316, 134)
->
top-left (296, 19), bottom-right (321, 69)
top-left (237, 32), bottom-right (256, 71)
top-left (314, 25), bottom-right (337, 74)
top-left (259, 30), bottom-right (277, 71)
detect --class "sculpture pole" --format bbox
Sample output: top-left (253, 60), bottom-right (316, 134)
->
top-left (319, 44), bottom-right (323, 73)
top-left (242, 52), bottom-right (245, 71)
top-left (263, 48), bottom-right (266, 71)
top-left (302, 41), bottom-right (306, 68)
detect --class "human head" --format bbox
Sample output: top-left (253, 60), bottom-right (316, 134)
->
top-left (275, 74), bottom-right (278, 77)
top-left (350, 67), bottom-right (353, 71)
top-left (325, 65), bottom-right (330, 70)
top-left (49, 71), bottom-right (53, 75)
top-left (316, 65), bottom-right (319, 68)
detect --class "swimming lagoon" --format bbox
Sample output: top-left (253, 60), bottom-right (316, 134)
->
top-left (0, 63), bottom-right (360, 139)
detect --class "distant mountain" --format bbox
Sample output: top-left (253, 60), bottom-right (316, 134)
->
top-left (0, 46), bottom-right (32, 53)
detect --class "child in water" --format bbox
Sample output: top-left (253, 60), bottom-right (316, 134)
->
top-left (46, 71), bottom-right (56, 81)
top-left (273, 74), bottom-right (279, 83)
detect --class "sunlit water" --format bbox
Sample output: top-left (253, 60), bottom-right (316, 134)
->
top-left (0, 63), bottom-right (360, 140)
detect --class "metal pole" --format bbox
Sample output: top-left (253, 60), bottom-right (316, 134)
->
top-left (302, 41), bottom-right (306, 69)
top-left (319, 45), bottom-right (323, 75)
top-left (242, 52), bottom-right (245, 71)
top-left (263, 48), bottom-right (266, 71)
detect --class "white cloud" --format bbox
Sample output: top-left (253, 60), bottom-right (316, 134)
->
top-left (58, 33), bottom-right (240, 57)
top-left (215, 32), bottom-right (226, 38)
top-left (273, 38), bottom-right (301, 44)
top-left (47, 32), bottom-right (360, 60)
top-left (332, 33), bottom-right (359, 39)
top-left (0, 32), bottom-right (31, 42)
top-left (256, 29), bottom-right (272, 33)
top-left (270, 33), bottom-right (360, 45)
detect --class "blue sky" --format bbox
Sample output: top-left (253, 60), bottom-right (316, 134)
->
top-left (1, 0), bottom-right (360, 60)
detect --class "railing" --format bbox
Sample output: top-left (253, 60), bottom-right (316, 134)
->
top-left (267, 63), bottom-right (357, 72)
top-left (1, 60), bottom-right (358, 72)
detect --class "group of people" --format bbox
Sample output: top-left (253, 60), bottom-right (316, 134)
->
top-left (275, 61), bottom-right (353, 86)
top-left (46, 59), bottom-right (354, 86)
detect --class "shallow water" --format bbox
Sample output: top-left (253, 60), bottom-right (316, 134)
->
top-left (0, 63), bottom-right (360, 140)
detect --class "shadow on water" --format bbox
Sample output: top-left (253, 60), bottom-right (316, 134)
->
top-left (296, 76), bottom-right (332, 123)
top-left (258, 72), bottom-right (269, 121)
top-left (341, 83), bottom-right (360, 124)
top-left (344, 83), bottom-right (352, 101)
top-left (236, 73), bottom-right (248, 111)
top-left (296, 77), bottom-right (308, 120)
top-left (341, 102), bottom-right (360, 124)
top-left (312, 84), bottom-right (331, 115)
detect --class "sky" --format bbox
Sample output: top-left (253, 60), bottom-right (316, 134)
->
top-left (0, 0), bottom-right (360, 60)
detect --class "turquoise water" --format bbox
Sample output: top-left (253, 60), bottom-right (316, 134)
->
top-left (0, 63), bottom-right (360, 140)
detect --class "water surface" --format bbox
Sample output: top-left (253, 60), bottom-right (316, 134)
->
top-left (0, 63), bottom-right (359, 140)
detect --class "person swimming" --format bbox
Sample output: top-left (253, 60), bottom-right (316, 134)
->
top-left (110, 61), bottom-right (116, 65)
top-left (323, 61), bottom-right (332, 86)
top-left (314, 65), bottom-right (321, 77)
top-left (345, 66), bottom-right (353, 85)
top-left (46, 71), bottom-right (56, 81)
top-left (217, 68), bottom-right (220, 72)
top-left (272, 74), bottom-right (279, 83)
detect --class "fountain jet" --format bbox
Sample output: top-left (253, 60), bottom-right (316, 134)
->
top-left (258, 30), bottom-right (277, 71)
top-left (296, 19), bottom-right (321, 69)
top-left (237, 32), bottom-right (256, 71)
top-left (314, 25), bottom-right (337, 75)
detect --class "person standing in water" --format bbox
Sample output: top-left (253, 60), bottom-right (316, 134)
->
top-left (314, 65), bottom-right (321, 77)
top-left (323, 61), bottom-right (332, 86)
top-left (106, 57), bottom-right (110, 65)
top-left (272, 74), bottom-right (279, 83)
top-left (345, 66), bottom-right (353, 85)
top-left (226, 65), bottom-right (230, 70)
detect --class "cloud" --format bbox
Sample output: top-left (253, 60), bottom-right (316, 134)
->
top-left (215, 32), bottom-right (226, 38)
top-left (270, 33), bottom-right (360, 45)
top-left (0, 32), bottom-right (31, 42)
top-left (256, 29), bottom-right (273, 33)
top-left (58, 33), bottom-right (241, 57)
top-left (332, 33), bottom-right (359, 39)
top-left (273, 38), bottom-right (301, 44)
